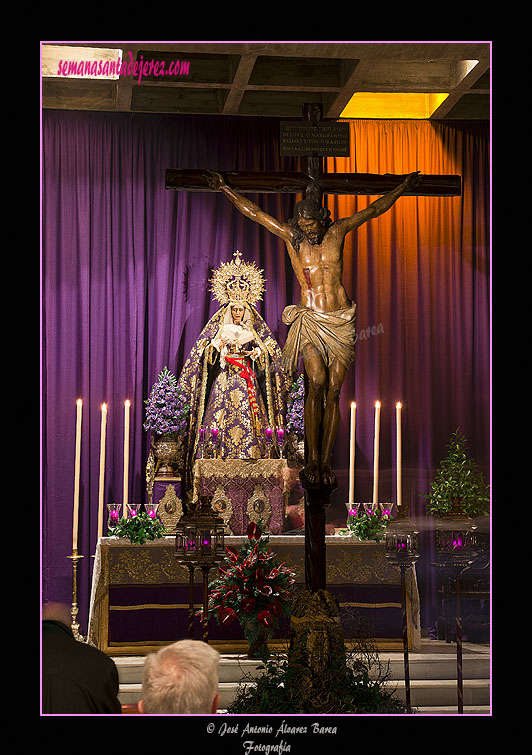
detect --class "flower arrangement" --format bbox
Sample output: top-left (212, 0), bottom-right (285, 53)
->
top-left (424, 429), bottom-right (490, 518)
top-left (108, 511), bottom-right (167, 545)
top-left (202, 521), bottom-right (297, 655)
top-left (143, 366), bottom-right (190, 437)
top-left (340, 505), bottom-right (391, 542)
top-left (286, 374), bottom-right (304, 442)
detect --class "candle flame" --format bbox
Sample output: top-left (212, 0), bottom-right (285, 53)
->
top-left (351, 401), bottom-right (356, 408)
top-left (124, 399), bottom-right (131, 407)
top-left (375, 400), bottom-right (381, 408)
top-left (76, 398), bottom-right (83, 406)
top-left (101, 402), bottom-right (107, 411)
top-left (396, 402), bottom-right (402, 409)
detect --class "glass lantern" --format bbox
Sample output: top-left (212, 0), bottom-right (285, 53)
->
top-left (434, 507), bottom-right (478, 572)
top-left (385, 506), bottom-right (420, 569)
top-left (174, 495), bottom-right (226, 642)
top-left (175, 496), bottom-right (225, 568)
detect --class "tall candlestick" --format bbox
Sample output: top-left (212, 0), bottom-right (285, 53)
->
top-left (97, 403), bottom-right (107, 539)
top-left (372, 400), bottom-right (381, 507)
top-left (348, 402), bottom-right (356, 503)
top-left (122, 400), bottom-right (131, 518)
top-left (72, 398), bottom-right (83, 553)
top-left (396, 402), bottom-right (402, 510)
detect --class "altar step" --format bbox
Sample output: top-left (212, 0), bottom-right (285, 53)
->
top-left (113, 641), bottom-right (490, 715)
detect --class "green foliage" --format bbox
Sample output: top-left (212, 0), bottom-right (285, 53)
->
top-left (108, 511), bottom-right (167, 545)
top-left (339, 506), bottom-right (391, 542)
top-left (424, 429), bottom-right (490, 517)
top-left (227, 649), bottom-right (411, 715)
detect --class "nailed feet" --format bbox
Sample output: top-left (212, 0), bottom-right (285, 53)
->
top-left (302, 459), bottom-right (337, 489)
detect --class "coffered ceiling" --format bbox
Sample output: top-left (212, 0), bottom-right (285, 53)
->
top-left (41, 41), bottom-right (491, 120)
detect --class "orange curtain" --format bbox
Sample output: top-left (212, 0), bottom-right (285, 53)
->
top-left (324, 119), bottom-right (490, 627)
top-left (323, 118), bottom-right (489, 504)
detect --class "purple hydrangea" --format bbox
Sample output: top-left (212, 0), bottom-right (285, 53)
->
top-left (144, 366), bottom-right (190, 436)
top-left (286, 374), bottom-right (305, 440)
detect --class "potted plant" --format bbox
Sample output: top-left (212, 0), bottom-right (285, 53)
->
top-left (339, 504), bottom-right (391, 542)
top-left (424, 429), bottom-right (490, 518)
top-left (144, 366), bottom-right (190, 476)
top-left (202, 521), bottom-right (297, 658)
top-left (286, 373), bottom-right (305, 463)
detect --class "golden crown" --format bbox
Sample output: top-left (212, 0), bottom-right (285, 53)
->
top-left (210, 250), bottom-right (265, 306)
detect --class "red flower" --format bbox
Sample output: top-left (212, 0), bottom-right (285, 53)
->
top-left (258, 584), bottom-right (272, 596)
top-left (267, 599), bottom-right (282, 617)
top-left (218, 606), bottom-right (236, 626)
top-left (225, 546), bottom-right (239, 563)
top-left (247, 522), bottom-right (262, 540)
top-left (257, 610), bottom-right (274, 627)
top-left (242, 551), bottom-right (257, 568)
top-left (242, 597), bottom-right (256, 614)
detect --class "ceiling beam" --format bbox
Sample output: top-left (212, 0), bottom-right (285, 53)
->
top-left (430, 59), bottom-right (490, 119)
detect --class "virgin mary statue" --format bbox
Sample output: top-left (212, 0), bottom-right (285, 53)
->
top-left (176, 251), bottom-right (289, 483)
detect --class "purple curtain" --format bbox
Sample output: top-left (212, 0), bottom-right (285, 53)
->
top-left (42, 111), bottom-right (490, 630)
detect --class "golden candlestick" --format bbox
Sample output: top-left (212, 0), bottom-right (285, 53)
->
top-left (67, 550), bottom-right (85, 642)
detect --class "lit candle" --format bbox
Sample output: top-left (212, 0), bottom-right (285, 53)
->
top-left (396, 402), bottom-right (402, 510)
top-left (266, 428), bottom-right (273, 442)
top-left (97, 403), bottom-right (107, 540)
top-left (277, 428), bottom-right (285, 444)
top-left (372, 400), bottom-right (381, 507)
top-left (72, 398), bottom-right (83, 552)
top-left (348, 402), bottom-right (356, 503)
top-left (122, 399), bottom-right (131, 518)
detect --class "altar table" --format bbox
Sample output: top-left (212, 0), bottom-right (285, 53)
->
top-left (87, 535), bottom-right (421, 655)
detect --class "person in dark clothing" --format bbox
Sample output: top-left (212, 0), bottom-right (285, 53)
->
top-left (42, 603), bottom-right (122, 714)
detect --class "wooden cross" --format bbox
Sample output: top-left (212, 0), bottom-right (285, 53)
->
top-left (166, 103), bottom-right (461, 202)
top-left (166, 104), bottom-right (461, 593)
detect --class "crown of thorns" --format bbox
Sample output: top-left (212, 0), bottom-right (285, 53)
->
top-left (210, 250), bottom-right (265, 306)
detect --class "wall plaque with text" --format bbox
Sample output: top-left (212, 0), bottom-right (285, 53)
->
top-left (279, 122), bottom-right (350, 156)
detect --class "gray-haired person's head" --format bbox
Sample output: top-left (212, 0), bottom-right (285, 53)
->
top-left (140, 640), bottom-right (220, 714)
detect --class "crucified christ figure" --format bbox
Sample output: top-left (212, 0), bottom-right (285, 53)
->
top-left (207, 170), bottom-right (422, 487)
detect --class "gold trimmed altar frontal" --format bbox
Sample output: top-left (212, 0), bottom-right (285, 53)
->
top-left (87, 535), bottom-right (421, 655)
top-left (193, 458), bottom-right (288, 534)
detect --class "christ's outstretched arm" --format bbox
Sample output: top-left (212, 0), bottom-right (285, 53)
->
top-left (207, 171), bottom-right (293, 244)
top-left (335, 171), bottom-right (422, 235)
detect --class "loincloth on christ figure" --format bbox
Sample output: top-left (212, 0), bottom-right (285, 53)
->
top-left (281, 301), bottom-right (357, 376)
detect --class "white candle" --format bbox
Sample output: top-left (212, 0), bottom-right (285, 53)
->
top-left (73, 398), bottom-right (83, 553)
top-left (97, 403), bottom-right (107, 539)
top-left (372, 400), bottom-right (381, 507)
top-left (396, 402), bottom-right (402, 510)
top-left (122, 400), bottom-right (131, 518)
top-left (348, 402), bottom-right (356, 503)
